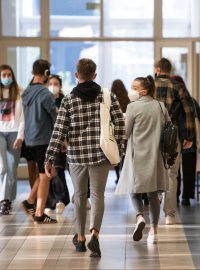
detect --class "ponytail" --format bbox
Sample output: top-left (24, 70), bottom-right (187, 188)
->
top-left (134, 75), bottom-right (155, 97)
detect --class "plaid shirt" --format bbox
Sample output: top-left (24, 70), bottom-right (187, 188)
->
top-left (45, 91), bottom-right (125, 165)
top-left (154, 75), bottom-right (194, 141)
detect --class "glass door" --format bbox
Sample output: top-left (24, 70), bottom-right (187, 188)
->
top-left (155, 41), bottom-right (193, 95)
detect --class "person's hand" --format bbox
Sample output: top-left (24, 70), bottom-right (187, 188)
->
top-left (13, 139), bottom-right (22, 150)
top-left (45, 162), bottom-right (56, 178)
top-left (182, 139), bottom-right (193, 149)
top-left (61, 140), bottom-right (67, 152)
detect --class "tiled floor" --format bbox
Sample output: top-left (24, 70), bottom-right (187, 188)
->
top-left (0, 170), bottom-right (200, 270)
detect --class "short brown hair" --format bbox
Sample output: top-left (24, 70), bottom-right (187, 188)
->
top-left (77, 58), bottom-right (96, 81)
top-left (154, 57), bottom-right (172, 73)
top-left (32, 59), bottom-right (51, 76)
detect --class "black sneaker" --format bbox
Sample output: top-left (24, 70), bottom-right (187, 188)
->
top-left (0, 200), bottom-right (10, 215)
top-left (33, 214), bottom-right (57, 224)
top-left (72, 233), bottom-right (87, 252)
top-left (182, 198), bottom-right (190, 206)
top-left (21, 200), bottom-right (35, 218)
top-left (87, 235), bottom-right (101, 257)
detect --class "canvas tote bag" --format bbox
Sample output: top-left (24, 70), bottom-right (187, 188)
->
top-left (100, 88), bottom-right (120, 165)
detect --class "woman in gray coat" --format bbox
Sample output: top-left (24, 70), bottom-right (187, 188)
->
top-left (115, 75), bottom-right (169, 244)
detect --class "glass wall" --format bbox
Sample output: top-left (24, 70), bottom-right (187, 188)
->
top-left (1, 0), bottom-right (41, 37)
top-left (50, 0), bottom-right (100, 37)
top-left (0, 0), bottom-right (200, 98)
top-left (50, 41), bottom-right (153, 94)
top-left (163, 0), bottom-right (200, 37)
top-left (7, 47), bottom-right (40, 89)
top-left (104, 0), bottom-right (154, 37)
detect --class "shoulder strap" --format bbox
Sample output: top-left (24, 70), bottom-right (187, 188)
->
top-left (191, 98), bottom-right (198, 118)
top-left (158, 101), bottom-right (166, 122)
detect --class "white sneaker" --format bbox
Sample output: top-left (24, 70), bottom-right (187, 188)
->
top-left (44, 208), bottom-right (52, 215)
top-left (86, 199), bottom-right (91, 210)
top-left (133, 215), bottom-right (146, 241)
top-left (56, 202), bottom-right (65, 214)
top-left (147, 233), bottom-right (158, 244)
top-left (165, 215), bottom-right (177, 225)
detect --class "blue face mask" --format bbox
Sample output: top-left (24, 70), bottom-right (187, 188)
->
top-left (1, 77), bottom-right (13, 87)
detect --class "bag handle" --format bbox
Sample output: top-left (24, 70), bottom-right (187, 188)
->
top-left (158, 101), bottom-right (166, 124)
top-left (102, 88), bottom-right (111, 109)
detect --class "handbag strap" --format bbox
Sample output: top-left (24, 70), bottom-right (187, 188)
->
top-left (191, 97), bottom-right (198, 118)
top-left (158, 101), bottom-right (166, 124)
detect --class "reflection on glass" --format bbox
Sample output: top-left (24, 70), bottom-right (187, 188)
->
top-left (7, 47), bottom-right (40, 89)
top-left (50, 0), bottom-right (100, 37)
top-left (50, 41), bottom-right (154, 94)
top-left (104, 0), bottom-right (154, 37)
top-left (162, 47), bottom-right (188, 84)
top-left (163, 0), bottom-right (200, 37)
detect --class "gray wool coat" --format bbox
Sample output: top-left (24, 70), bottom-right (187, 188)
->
top-left (115, 95), bottom-right (169, 195)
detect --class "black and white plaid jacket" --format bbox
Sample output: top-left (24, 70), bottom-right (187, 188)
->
top-left (45, 90), bottom-right (125, 165)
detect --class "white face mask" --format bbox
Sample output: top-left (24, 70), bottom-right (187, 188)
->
top-left (48, 85), bottom-right (60, 95)
top-left (128, 90), bottom-right (140, 102)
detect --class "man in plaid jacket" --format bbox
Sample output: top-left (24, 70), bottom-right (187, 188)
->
top-left (154, 57), bottom-right (194, 225)
top-left (45, 58), bottom-right (125, 257)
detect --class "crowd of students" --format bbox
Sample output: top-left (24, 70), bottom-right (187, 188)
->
top-left (0, 57), bottom-right (199, 257)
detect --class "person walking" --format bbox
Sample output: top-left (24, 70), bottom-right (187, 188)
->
top-left (111, 79), bottom-right (129, 184)
top-left (45, 58), bottom-right (125, 257)
top-left (21, 59), bottom-right (57, 224)
top-left (154, 58), bottom-right (194, 224)
top-left (172, 75), bottom-right (200, 206)
top-left (115, 75), bottom-right (169, 244)
top-left (45, 74), bottom-right (70, 214)
top-left (0, 64), bottom-right (24, 215)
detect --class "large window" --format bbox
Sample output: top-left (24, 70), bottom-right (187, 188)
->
top-left (7, 47), bottom-right (40, 89)
top-left (163, 0), bottom-right (200, 37)
top-left (104, 0), bottom-right (154, 37)
top-left (1, 0), bottom-right (200, 99)
top-left (1, 0), bottom-right (41, 37)
top-left (50, 41), bottom-right (153, 94)
top-left (50, 0), bottom-right (100, 37)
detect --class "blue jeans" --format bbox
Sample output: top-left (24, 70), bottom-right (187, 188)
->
top-left (0, 132), bottom-right (21, 201)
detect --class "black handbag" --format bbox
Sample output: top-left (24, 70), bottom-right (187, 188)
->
top-left (46, 172), bottom-right (70, 209)
top-left (158, 102), bottom-right (178, 169)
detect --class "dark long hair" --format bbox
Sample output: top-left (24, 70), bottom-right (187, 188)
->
top-left (0, 64), bottom-right (20, 101)
top-left (111, 79), bottom-right (130, 113)
top-left (48, 74), bottom-right (64, 97)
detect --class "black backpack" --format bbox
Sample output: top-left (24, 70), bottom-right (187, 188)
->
top-left (158, 102), bottom-right (178, 169)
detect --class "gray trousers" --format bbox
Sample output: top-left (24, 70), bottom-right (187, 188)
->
top-left (163, 139), bottom-right (181, 217)
top-left (69, 162), bottom-right (110, 235)
top-left (0, 132), bottom-right (21, 201)
top-left (131, 192), bottom-right (160, 226)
